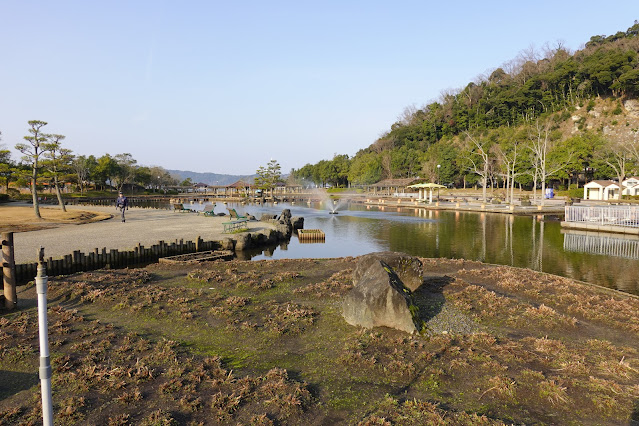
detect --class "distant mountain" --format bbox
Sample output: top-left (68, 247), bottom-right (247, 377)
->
top-left (167, 170), bottom-right (257, 186)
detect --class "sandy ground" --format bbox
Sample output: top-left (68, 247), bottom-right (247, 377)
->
top-left (1, 203), bottom-right (272, 263)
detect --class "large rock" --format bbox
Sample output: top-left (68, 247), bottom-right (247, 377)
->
top-left (234, 233), bottom-right (252, 251)
top-left (624, 99), bottom-right (639, 118)
top-left (291, 216), bottom-right (304, 230)
top-left (353, 252), bottom-right (424, 291)
top-left (343, 259), bottom-right (422, 334)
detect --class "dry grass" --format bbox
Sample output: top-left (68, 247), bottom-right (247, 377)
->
top-left (0, 205), bottom-right (112, 232)
top-left (1, 258), bottom-right (639, 424)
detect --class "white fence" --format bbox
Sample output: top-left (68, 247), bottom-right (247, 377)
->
top-left (564, 206), bottom-right (639, 228)
top-left (564, 232), bottom-right (639, 260)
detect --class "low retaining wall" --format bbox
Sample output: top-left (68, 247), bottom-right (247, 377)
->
top-left (11, 237), bottom-right (220, 284)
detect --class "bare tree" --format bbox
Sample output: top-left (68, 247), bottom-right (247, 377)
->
top-left (463, 132), bottom-right (493, 202)
top-left (15, 120), bottom-right (48, 218)
top-left (598, 130), bottom-right (638, 198)
top-left (493, 135), bottom-right (526, 204)
top-left (528, 121), bottom-right (572, 206)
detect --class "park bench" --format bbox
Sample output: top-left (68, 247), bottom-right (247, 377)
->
top-left (223, 219), bottom-right (249, 233)
top-left (198, 204), bottom-right (216, 216)
top-left (227, 208), bottom-right (248, 220)
top-left (173, 203), bottom-right (193, 213)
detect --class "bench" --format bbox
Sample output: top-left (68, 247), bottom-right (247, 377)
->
top-left (223, 219), bottom-right (249, 233)
top-left (227, 208), bottom-right (248, 220)
top-left (173, 203), bottom-right (193, 213)
top-left (198, 204), bottom-right (216, 216)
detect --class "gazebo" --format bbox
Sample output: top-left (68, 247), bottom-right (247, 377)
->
top-left (408, 183), bottom-right (446, 203)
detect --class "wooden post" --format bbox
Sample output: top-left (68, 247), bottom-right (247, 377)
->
top-left (2, 232), bottom-right (17, 309)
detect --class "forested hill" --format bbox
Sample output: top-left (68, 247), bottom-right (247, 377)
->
top-left (292, 21), bottom-right (639, 189)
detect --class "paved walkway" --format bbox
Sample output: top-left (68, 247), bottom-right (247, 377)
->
top-left (12, 205), bottom-right (272, 263)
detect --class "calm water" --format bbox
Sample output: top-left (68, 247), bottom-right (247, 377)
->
top-left (103, 199), bottom-right (638, 295)
top-left (196, 201), bottom-right (637, 296)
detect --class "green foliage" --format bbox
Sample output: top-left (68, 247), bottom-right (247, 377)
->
top-left (555, 188), bottom-right (584, 198)
top-left (612, 102), bottom-right (623, 115)
top-left (297, 22), bottom-right (639, 187)
top-left (255, 159), bottom-right (282, 193)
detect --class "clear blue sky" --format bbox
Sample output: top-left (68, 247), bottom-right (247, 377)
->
top-left (0, 1), bottom-right (636, 175)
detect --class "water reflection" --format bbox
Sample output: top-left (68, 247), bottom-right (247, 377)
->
top-left (77, 199), bottom-right (639, 294)
top-left (563, 230), bottom-right (639, 260)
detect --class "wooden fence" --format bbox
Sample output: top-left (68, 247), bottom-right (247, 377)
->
top-left (2, 235), bottom-right (221, 285)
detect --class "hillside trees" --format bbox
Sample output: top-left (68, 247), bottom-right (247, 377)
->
top-left (348, 152), bottom-right (381, 185)
top-left (297, 22), bottom-right (639, 187)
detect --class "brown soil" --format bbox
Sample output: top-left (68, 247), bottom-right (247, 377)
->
top-left (1, 257), bottom-right (638, 424)
top-left (0, 205), bottom-right (112, 232)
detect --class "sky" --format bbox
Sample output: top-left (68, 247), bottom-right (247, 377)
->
top-left (1, 1), bottom-right (637, 175)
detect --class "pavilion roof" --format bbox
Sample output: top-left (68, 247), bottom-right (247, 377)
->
top-left (228, 180), bottom-right (255, 188)
top-left (371, 178), bottom-right (421, 187)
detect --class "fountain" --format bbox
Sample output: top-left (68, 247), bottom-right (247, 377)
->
top-left (323, 194), bottom-right (349, 214)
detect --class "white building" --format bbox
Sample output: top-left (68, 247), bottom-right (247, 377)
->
top-left (583, 180), bottom-right (621, 200)
top-left (622, 177), bottom-right (639, 197)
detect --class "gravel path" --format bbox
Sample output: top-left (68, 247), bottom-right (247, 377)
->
top-left (11, 205), bottom-right (273, 263)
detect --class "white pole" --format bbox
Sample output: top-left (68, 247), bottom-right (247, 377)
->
top-left (36, 247), bottom-right (53, 426)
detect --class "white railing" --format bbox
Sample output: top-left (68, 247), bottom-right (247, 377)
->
top-left (564, 232), bottom-right (639, 260)
top-left (564, 206), bottom-right (639, 228)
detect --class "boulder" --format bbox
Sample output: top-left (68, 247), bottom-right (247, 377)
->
top-left (278, 209), bottom-right (292, 222)
top-left (234, 233), bottom-right (252, 251)
top-left (624, 99), bottom-right (639, 118)
top-left (353, 252), bottom-right (424, 291)
top-left (291, 216), bottom-right (304, 230)
top-left (220, 238), bottom-right (235, 251)
top-left (343, 259), bottom-right (422, 334)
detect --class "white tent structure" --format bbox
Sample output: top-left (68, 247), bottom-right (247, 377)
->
top-left (407, 183), bottom-right (446, 203)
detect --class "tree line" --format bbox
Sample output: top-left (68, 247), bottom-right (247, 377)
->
top-left (0, 120), bottom-right (184, 218)
top-left (291, 22), bottom-right (639, 195)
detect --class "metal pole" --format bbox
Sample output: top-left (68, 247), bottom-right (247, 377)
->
top-left (36, 247), bottom-right (53, 426)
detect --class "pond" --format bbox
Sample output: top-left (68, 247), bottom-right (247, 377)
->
top-left (113, 198), bottom-right (639, 295)
top-left (216, 201), bottom-right (638, 296)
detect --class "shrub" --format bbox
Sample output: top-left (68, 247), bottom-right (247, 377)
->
top-left (586, 99), bottom-right (596, 112)
top-left (612, 102), bottom-right (623, 115)
top-left (555, 188), bottom-right (583, 199)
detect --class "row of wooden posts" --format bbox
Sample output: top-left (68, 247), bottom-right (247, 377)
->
top-left (1, 231), bottom-right (221, 309)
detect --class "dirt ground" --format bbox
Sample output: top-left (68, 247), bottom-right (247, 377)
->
top-left (0, 204), bottom-right (112, 233)
top-left (1, 256), bottom-right (638, 425)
